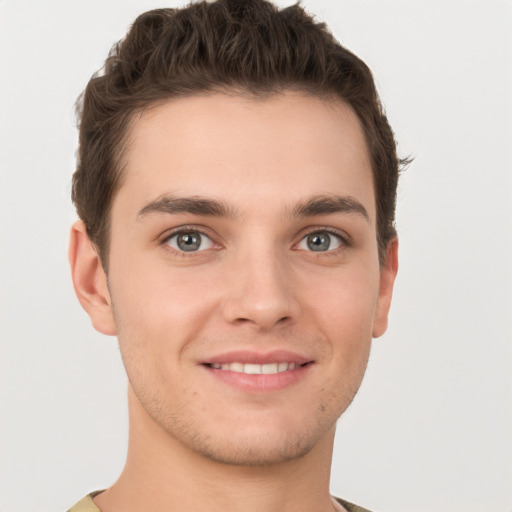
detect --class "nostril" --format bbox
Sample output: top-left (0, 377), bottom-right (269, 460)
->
top-left (222, 289), bottom-right (299, 329)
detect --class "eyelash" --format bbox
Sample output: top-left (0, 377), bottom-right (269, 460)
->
top-left (161, 226), bottom-right (218, 257)
top-left (296, 227), bottom-right (351, 253)
top-left (160, 226), bottom-right (351, 256)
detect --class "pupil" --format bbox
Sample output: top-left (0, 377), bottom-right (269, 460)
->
top-left (307, 233), bottom-right (330, 251)
top-left (178, 233), bottom-right (200, 251)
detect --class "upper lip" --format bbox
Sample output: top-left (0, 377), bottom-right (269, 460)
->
top-left (202, 350), bottom-right (312, 366)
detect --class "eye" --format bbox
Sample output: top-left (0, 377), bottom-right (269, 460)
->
top-left (297, 231), bottom-right (344, 252)
top-left (165, 230), bottom-right (214, 252)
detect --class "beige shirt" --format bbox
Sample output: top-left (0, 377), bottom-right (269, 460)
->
top-left (67, 491), bottom-right (374, 512)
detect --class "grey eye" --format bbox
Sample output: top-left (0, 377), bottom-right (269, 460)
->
top-left (166, 231), bottom-right (213, 252)
top-left (298, 231), bottom-right (342, 252)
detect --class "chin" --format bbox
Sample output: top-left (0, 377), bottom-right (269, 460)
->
top-left (159, 402), bottom-right (344, 468)
top-left (181, 429), bottom-right (322, 467)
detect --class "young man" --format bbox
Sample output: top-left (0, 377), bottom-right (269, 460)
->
top-left (68, 1), bottom-right (402, 511)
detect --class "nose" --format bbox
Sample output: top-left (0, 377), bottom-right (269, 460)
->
top-left (221, 249), bottom-right (300, 331)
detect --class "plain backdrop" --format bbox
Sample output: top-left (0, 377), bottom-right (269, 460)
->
top-left (1, 1), bottom-right (511, 511)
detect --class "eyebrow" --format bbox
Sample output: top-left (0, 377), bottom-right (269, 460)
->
top-left (292, 195), bottom-right (370, 222)
top-left (137, 193), bottom-right (369, 222)
top-left (137, 195), bottom-right (237, 219)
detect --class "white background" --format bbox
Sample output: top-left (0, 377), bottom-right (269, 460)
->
top-left (1, 1), bottom-right (511, 511)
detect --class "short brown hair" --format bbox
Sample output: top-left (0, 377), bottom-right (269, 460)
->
top-left (72, 0), bottom-right (406, 267)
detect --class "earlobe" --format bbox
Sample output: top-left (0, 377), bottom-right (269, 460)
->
top-left (372, 238), bottom-right (399, 338)
top-left (68, 220), bottom-right (116, 336)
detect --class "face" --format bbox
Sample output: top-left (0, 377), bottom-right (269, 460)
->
top-left (77, 92), bottom-right (397, 466)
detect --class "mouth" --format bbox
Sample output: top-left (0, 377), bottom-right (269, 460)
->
top-left (200, 351), bottom-right (314, 393)
top-left (204, 361), bottom-right (309, 374)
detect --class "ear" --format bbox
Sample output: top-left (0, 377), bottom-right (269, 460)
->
top-left (372, 237), bottom-right (399, 338)
top-left (68, 220), bottom-right (116, 336)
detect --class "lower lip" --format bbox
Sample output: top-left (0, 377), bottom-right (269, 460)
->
top-left (202, 364), bottom-right (312, 393)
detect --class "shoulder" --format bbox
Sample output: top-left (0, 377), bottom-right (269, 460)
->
top-left (66, 491), bottom-right (103, 512)
top-left (334, 496), bottom-right (375, 512)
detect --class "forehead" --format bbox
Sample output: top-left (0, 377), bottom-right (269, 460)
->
top-left (117, 91), bottom-right (375, 221)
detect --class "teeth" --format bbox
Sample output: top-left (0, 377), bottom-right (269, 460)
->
top-left (229, 362), bottom-right (244, 372)
top-left (209, 362), bottom-right (300, 374)
top-left (244, 363), bottom-right (261, 374)
top-left (278, 362), bottom-right (288, 372)
top-left (262, 363), bottom-right (278, 374)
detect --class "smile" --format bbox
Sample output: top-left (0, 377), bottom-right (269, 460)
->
top-left (201, 351), bottom-right (313, 392)
top-left (206, 362), bottom-right (301, 374)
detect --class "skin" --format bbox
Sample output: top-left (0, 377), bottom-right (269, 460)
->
top-left (69, 91), bottom-right (398, 512)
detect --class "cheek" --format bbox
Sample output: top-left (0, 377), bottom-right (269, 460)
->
top-left (109, 258), bottom-right (221, 353)
top-left (300, 264), bottom-right (379, 365)
top-left (303, 262), bottom-right (380, 325)
top-left (109, 270), bottom-right (209, 401)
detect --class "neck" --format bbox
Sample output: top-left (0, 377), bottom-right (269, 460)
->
top-left (94, 387), bottom-right (339, 512)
